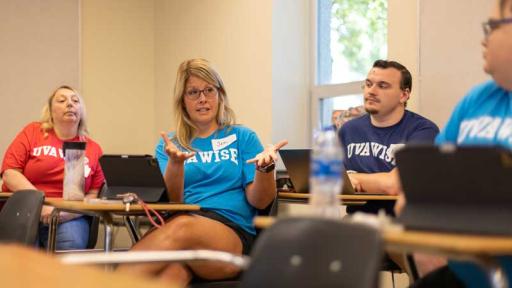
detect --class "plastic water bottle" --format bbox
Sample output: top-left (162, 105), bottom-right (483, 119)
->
top-left (309, 130), bottom-right (343, 218)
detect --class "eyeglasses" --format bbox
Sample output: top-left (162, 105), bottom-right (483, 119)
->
top-left (482, 17), bottom-right (512, 37)
top-left (184, 86), bottom-right (218, 101)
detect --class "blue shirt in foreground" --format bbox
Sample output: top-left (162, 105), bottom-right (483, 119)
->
top-left (155, 125), bottom-right (264, 235)
top-left (436, 80), bottom-right (512, 288)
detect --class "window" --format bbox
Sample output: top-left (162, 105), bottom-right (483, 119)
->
top-left (312, 0), bottom-right (387, 130)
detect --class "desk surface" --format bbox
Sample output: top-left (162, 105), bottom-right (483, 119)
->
top-left (383, 229), bottom-right (512, 256)
top-left (45, 198), bottom-right (200, 212)
top-left (254, 216), bottom-right (512, 257)
top-left (278, 192), bottom-right (398, 201)
top-left (0, 192), bottom-right (12, 199)
top-left (4, 192), bottom-right (398, 202)
top-left (1, 193), bottom-right (200, 212)
top-left (0, 244), bottom-right (175, 288)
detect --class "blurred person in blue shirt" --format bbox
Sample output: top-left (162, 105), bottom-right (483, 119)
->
top-left (399, 1), bottom-right (512, 287)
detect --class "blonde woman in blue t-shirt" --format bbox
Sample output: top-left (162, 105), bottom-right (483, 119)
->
top-left (118, 58), bottom-right (287, 286)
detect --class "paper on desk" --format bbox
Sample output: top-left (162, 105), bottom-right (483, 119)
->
top-left (83, 198), bottom-right (123, 204)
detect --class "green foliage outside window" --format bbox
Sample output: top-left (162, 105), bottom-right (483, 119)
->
top-left (332, 0), bottom-right (387, 76)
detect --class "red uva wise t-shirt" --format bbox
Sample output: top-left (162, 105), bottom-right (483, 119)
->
top-left (1, 122), bottom-right (105, 198)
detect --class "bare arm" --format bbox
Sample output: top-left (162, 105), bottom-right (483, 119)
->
top-left (85, 188), bottom-right (99, 199)
top-left (163, 160), bottom-right (186, 202)
top-left (160, 132), bottom-right (195, 202)
top-left (348, 168), bottom-right (402, 195)
top-left (245, 140), bottom-right (288, 209)
top-left (394, 192), bottom-right (406, 215)
top-left (1, 169), bottom-right (56, 223)
top-left (245, 170), bottom-right (277, 210)
top-left (3, 168), bottom-right (101, 223)
top-left (2, 168), bottom-right (37, 191)
top-left (58, 188), bottom-right (100, 223)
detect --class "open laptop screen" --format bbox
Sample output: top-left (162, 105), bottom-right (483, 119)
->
top-left (279, 149), bottom-right (355, 194)
top-left (99, 155), bottom-right (169, 203)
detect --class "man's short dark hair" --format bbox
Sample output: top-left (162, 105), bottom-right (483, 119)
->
top-left (372, 60), bottom-right (412, 92)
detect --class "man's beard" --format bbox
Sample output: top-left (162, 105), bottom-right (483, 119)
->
top-left (364, 105), bottom-right (379, 115)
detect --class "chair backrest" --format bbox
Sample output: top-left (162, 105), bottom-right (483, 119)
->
top-left (240, 217), bottom-right (383, 288)
top-left (0, 190), bottom-right (44, 245)
top-left (85, 216), bottom-right (100, 249)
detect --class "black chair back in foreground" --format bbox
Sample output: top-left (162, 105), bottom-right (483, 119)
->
top-left (59, 217), bottom-right (383, 288)
top-left (0, 190), bottom-right (45, 245)
top-left (240, 217), bottom-right (383, 288)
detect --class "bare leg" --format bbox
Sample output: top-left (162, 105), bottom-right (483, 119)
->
top-left (117, 214), bottom-right (243, 284)
top-left (158, 263), bottom-right (192, 286)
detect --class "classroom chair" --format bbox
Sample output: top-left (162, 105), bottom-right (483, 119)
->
top-left (238, 217), bottom-right (383, 288)
top-left (0, 189), bottom-right (44, 245)
top-left (61, 217), bottom-right (383, 288)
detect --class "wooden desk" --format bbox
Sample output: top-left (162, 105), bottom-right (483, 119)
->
top-left (255, 216), bottom-right (512, 256)
top-left (278, 192), bottom-right (398, 205)
top-left (253, 215), bottom-right (276, 228)
top-left (0, 192), bottom-right (13, 199)
top-left (384, 230), bottom-right (512, 288)
top-left (383, 230), bottom-right (512, 257)
top-left (0, 244), bottom-right (176, 288)
top-left (46, 199), bottom-right (200, 253)
top-left (254, 216), bottom-right (512, 288)
top-left (45, 198), bottom-right (198, 212)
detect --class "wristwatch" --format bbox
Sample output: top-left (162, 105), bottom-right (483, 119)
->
top-left (257, 161), bottom-right (275, 173)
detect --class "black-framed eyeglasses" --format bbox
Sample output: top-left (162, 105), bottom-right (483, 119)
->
top-left (184, 86), bottom-right (218, 101)
top-left (482, 17), bottom-right (512, 37)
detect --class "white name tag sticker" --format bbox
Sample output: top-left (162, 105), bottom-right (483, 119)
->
top-left (212, 134), bottom-right (237, 151)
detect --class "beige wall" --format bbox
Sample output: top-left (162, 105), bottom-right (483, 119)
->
top-left (154, 0), bottom-right (273, 145)
top-left (82, 0), bottom-right (272, 154)
top-left (1, 0), bottom-right (496, 160)
top-left (388, 0), bottom-right (493, 129)
top-left (0, 0), bottom-right (79, 161)
top-left (417, 0), bottom-right (492, 128)
top-left (388, 0), bottom-right (419, 112)
top-left (272, 0), bottom-right (310, 148)
top-left (81, 0), bottom-right (156, 154)
top-left (389, 0), bottom-right (492, 129)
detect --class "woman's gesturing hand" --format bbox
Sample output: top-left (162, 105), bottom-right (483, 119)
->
top-left (246, 139), bottom-right (288, 168)
top-left (160, 132), bottom-right (196, 163)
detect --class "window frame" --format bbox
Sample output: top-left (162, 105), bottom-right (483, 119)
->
top-left (309, 0), bottom-right (387, 133)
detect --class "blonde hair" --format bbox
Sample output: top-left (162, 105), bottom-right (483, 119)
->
top-left (173, 58), bottom-right (236, 150)
top-left (40, 85), bottom-right (88, 138)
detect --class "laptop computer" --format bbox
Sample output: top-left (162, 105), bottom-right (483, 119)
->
top-left (279, 149), bottom-right (355, 194)
top-left (99, 155), bottom-right (169, 203)
top-left (395, 145), bottom-right (512, 235)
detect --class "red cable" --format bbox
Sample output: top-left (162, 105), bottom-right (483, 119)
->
top-left (138, 199), bottom-right (165, 228)
top-left (120, 193), bottom-right (165, 229)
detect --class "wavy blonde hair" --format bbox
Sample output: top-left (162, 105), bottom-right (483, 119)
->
top-left (173, 58), bottom-right (236, 151)
top-left (40, 85), bottom-right (88, 138)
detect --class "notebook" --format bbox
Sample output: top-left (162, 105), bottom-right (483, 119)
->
top-left (395, 145), bottom-right (512, 235)
top-left (99, 155), bottom-right (169, 203)
top-left (279, 149), bottom-right (355, 194)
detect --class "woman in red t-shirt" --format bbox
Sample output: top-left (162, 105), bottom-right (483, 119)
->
top-left (1, 85), bottom-right (105, 250)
